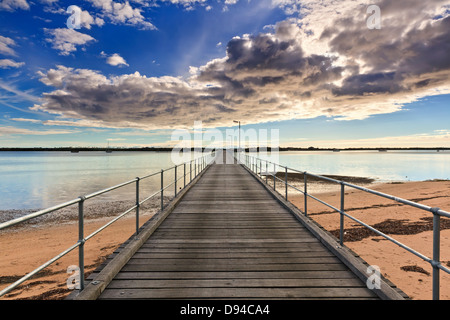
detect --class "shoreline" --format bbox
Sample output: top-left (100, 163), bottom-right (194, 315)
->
top-left (0, 178), bottom-right (449, 300)
top-left (0, 196), bottom-right (173, 232)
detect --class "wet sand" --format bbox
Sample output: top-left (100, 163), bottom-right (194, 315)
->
top-left (1, 179), bottom-right (449, 300)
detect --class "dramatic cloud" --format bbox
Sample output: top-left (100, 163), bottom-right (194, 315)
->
top-left (34, 0), bottom-right (450, 130)
top-left (44, 28), bottom-right (96, 55)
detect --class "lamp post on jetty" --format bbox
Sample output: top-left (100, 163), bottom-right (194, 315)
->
top-left (233, 120), bottom-right (241, 162)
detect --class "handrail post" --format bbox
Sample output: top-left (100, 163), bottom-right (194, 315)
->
top-left (78, 196), bottom-right (86, 291)
top-left (304, 172), bottom-right (308, 216)
top-left (174, 165), bottom-right (177, 197)
top-left (285, 166), bottom-right (288, 200)
top-left (195, 159), bottom-right (197, 177)
top-left (340, 182), bottom-right (345, 246)
top-left (160, 169), bottom-right (164, 211)
top-left (190, 161), bottom-right (192, 182)
top-left (273, 163), bottom-right (276, 191)
top-left (259, 159), bottom-right (262, 177)
top-left (184, 163), bottom-right (186, 188)
top-left (135, 177), bottom-right (140, 237)
top-left (265, 161), bottom-right (268, 184)
top-left (432, 207), bottom-right (441, 300)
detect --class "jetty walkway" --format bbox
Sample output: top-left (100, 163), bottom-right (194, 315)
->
top-left (73, 151), bottom-right (406, 300)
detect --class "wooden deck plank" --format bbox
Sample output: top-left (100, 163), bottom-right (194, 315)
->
top-left (99, 287), bottom-right (377, 299)
top-left (125, 257), bottom-right (342, 265)
top-left (110, 270), bottom-right (359, 280)
top-left (120, 263), bottom-right (349, 272)
top-left (106, 278), bottom-right (366, 289)
top-left (130, 251), bottom-right (335, 259)
top-left (139, 241), bottom-right (325, 248)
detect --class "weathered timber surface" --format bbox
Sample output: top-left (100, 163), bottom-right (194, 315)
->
top-left (76, 151), bottom-right (405, 300)
top-left (73, 154), bottom-right (407, 300)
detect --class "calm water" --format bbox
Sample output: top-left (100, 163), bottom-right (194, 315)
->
top-left (272, 150), bottom-right (450, 182)
top-left (0, 151), bottom-right (193, 210)
top-left (0, 150), bottom-right (449, 210)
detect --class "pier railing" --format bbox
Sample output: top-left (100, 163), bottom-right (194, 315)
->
top-left (0, 152), bottom-right (214, 298)
top-left (240, 153), bottom-right (450, 300)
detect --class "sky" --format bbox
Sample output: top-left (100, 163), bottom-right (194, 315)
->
top-left (0, 0), bottom-right (449, 148)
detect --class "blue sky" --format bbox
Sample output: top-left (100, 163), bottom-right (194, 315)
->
top-left (0, 0), bottom-right (449, 148)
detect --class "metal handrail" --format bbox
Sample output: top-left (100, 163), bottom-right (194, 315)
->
top-left (0, 152), bottom-right (215, 298)
top-left (240, 153), bottom-right (450, 300)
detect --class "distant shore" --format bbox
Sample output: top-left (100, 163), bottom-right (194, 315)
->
top-left (0, 147), bottom-right (449, 152)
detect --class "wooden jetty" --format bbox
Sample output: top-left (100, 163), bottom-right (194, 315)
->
top-left (73, 151), bottom-right (407, 300)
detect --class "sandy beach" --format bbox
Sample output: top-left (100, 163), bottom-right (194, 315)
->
top-left (0, 178), bottom-right (449, 300)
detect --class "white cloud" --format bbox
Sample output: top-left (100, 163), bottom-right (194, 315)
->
top-left (188, 66), bottom-right (198, 75)
top-left (0, 80), bottom-right (41, 103)
top-left (43, 119), bottom-right (124, 129)
top-left (0, 35), bottom-right (18, 56)
top-left (11, 118), bottom-right (42, 123)
top-left (0, 126), bottom-right (79, 136)
top-left (87, 0), bottom-right (156, 30)
top-left (80, 9), bottom-right (105, 29)
top-left (105, 53), bottom-right (129, 66)
top-left (0, 0), bottom-right (30, 11)
top-left (40, 0), bottom-right (59, 4)
top-left (158, 0), bottom-right (208, 6)
top-left (107, 138), bottom-right (126, 141)
top-left (0, 59), bottom-right (25, 68)
top-left (44, 28), bottom-right (96, 56)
